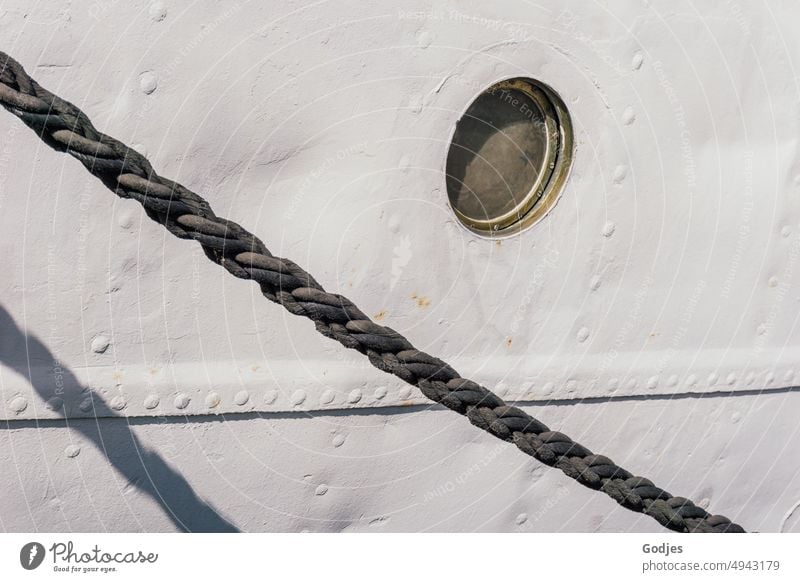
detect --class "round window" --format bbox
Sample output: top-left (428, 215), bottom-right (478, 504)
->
top-left (445, 78), bottom-right (573, 236)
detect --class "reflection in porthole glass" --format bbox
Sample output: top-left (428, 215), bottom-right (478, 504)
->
top-left (445, 78), bottom-right (573, 236)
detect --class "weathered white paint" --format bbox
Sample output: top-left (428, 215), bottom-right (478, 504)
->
top-left (1, 0), bottom-right (799, 531)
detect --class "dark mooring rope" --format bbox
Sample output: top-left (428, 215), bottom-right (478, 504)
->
top-left (0, 51), bottom-right (745, 532)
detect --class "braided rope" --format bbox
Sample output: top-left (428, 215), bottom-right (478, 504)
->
top-left (0, 51), bottom-right (744, 533)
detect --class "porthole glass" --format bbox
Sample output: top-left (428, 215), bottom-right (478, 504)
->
top-left (445, 78), bottom-right (573, 236)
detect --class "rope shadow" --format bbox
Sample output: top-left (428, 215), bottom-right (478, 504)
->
top-left (0, 305), bottom-right (238, 532)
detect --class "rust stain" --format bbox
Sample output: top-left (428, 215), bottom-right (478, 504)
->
top-left (506, 337), bottom-right (513, 347)
top-left (373, 310), bottom-right (388, 321)
top-left (410, 292), bottom-right (431, 308)
top-left (251, 365), bottom-right (261, 372)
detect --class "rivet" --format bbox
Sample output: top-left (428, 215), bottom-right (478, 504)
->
top-left (622, 107), bottom-right (636, 125)
top-left (782, 225), bottom-right (792, 238)
top-left (416, 30), bottom-right (432, 49)
top-left (332, 434), bottom-right (345, 448)
top-left (731, 412), bottom-right (741, 424)
top-left (387, 216), bottom-right (402, 234)
top-left (374, 386), bottom-right (388, 399)
top-left (646, 376), bottom-right (659, 390)
top-left (626, 378), bottom-right (638, 390)
top-left (666, 374), bottom-right (679, 388)
top-left (205, 392), bottom-right (221, 408)
top-left (78, 398), bottom-right (93, 413)
top-left (686, 374), bottom-right (698, 386)
top-left (589, 275), bottom-right (601, 291)
top-left (524, 382), bottom-right (536, 397)
top-left (91, 335), bottom-right (110, 354)
top-left (398, 386), bottom-right (412, 400)
top-left (698, 497), bottom-right (711, 509)
top-left (408, 94), bottom-right (423, 115)
top-left (515, 513), bottom-right (528, 525)
top-left (65, 444), bottom-right (81, 458)
top-left (631, 52), bottom-right (644, 70)
top-left (497, 383), bottom-right (509, 397)
top-left (144, 394), bottom-right (160, 410)
top-left (745, 372), bottom-right (756, 385)
top-left (707, 372), bottom-right (718, 385)
top-left (612, 165), bottom-right (627, 184)
top-left (576, 326), bottom-right (590, 343)
top-left (264, 390), bottom-right (278, 405)
top-left (768, 276), bottom-right (779, 288)
top-left (320, 390), bottom-right (335, 405)
top-left (608, 378), bottom-right (619, 391)
top-left (9, 396), bottom-right (27, 414)
top-left (291, 389), bottom-right (306, 406)
top-left (757, 323), bottom-right (768, 336)
top-left (234, 390), bottom-right (250, 406)
top-left (348, 389), bottom-right (363, 404)
top-left (47, 396), bottom-right (64, 411)
top-left (601, 221), bottom-right (616, 237)
top-left (174, 393), bottom-right (190, 409)
top-left (766, 371), bottom-right (776, 384)
top-left (148, 1), bottom-right (167, 21)
top-left (139, 71), bottom-right (158, 95)
top-left (784, 370), bottom-right (795, 383)
top-left (117, 212), bottom-right (134, 229)
top-left (315, 484), bottom-right (329, 496)
top-left (110, 395), bottom-right (127, 411)
top-left (725, 373), bottom-right (737, 385)
top-left (543, 382), bottom-right (555, 396)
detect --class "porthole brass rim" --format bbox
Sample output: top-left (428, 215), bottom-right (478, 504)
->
top-left (445, 78), bottom-right (574, 237)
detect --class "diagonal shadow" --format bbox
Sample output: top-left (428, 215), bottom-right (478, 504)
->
top-left (0, 305), bottom-right (238, 532)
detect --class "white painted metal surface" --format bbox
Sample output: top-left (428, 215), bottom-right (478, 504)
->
top-left (1, 0), bottom-right (799, 531)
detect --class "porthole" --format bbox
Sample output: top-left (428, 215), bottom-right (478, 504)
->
top-left (445, 78), bottom-right (573, 236)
